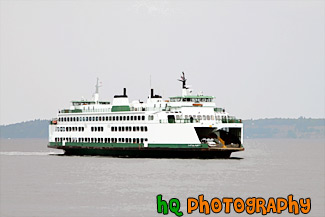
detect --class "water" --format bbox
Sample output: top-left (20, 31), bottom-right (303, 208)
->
top-left (0, 138), bottom-right (324, 217)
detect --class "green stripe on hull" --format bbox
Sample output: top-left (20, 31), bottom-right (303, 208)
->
top-left (48, 142), bottom-right (244, 158)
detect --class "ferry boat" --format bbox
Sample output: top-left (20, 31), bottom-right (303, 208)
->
top-left (48, 73), bottom-right (244, 158)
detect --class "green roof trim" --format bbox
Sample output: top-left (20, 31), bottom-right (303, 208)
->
top-left (111, 105), bottom-right (131, 112)
top-left (169, 95), bottom-right (214, 99)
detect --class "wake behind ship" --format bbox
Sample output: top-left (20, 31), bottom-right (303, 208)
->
top-left (48, 73), bottom-right (244, 158)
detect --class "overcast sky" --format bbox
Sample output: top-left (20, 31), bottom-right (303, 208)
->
top-left (0, 0), bottom-right (324, 125)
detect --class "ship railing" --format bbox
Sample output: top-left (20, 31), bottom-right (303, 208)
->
top-left (158, 118), bottom-right (242, 124)
top-left (60, 109), bottom-right (82, 113)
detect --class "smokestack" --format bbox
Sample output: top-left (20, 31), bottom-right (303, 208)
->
top-left (151, 89), bottom-right (154, 98)
top-left (123, 88), bottom-right (126, 96)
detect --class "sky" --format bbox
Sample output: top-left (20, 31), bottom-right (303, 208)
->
top-left (0, 0), bottom-right (324, 125)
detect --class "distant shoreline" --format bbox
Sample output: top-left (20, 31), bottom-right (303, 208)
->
top-left (0, 118), bottom-right (324, 139)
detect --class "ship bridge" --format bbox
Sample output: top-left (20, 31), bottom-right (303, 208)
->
top-left (169, 95), bottom-right (216, 108)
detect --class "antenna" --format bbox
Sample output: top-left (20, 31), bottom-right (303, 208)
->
top-left (94, 77), bottom-right (102, 103)
top-left (177, 71), bottom-right (187, 89)
top-left (95, 77), bottom-right (102, 93)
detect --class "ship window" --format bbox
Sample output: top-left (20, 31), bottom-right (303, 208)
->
top-left (203, 115), bottom-right (206, 120)
top-left (142, 116), bottom-right (145, 121)
top-left (101, 127), bottom-right (104, 131)
top-left (127, 116), bottom-right (130, 121)
top-left (134, 116), bottom-right (137, 121)
top-left (141, 126), bottom-right (144, 131)
top-left (129, 127), bottom-right (131, 131)
top-left (136, 127), bottom-right (140, 131)
top-left (108, 138), bottom-right (110, 143)
top-left (111, 127), bottom-right (114, 131)
top-left (133, 126), bottom-right (136, 131)
top-left (99, 116), bottom-right (102, 121)
top-left (207, 115), bottom-right (210, 120)
top-left (138, 116), bottom-right (141, 121)
top-left (126, 127), bottom-right (129, 132)
top-left (121, 127), bottom-right (124, 132)
top-left (140, 138), bottom-right (144, 143)
top-left (145, 126), bottom-right (148, 131)
top-left (118, 127), bottom-right (121, 131)
top-left (168, 115), bottom-right (176, 123)
top-left (123, 116), bottom-right (126, 121)
top-left (96, 117), bottom-right (98, 121)
top-left (113, 116), bottom-right (115, 121)
top-left (105, 116), bottom-right (108, 121)
top-left (130, 116), bottom-right (133, 121)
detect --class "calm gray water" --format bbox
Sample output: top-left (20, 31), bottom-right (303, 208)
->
top-left (0, 139), bottom-right (324, 217)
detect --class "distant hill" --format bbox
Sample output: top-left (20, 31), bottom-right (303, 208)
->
top-left (244, 118), bottom-right (325, 139)
top-left (0, 119), bottom-right (49, 139)
top-left (0, 118), bottom-right (324, 139)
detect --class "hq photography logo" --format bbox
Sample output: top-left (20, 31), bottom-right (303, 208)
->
top-left (156, 194), bottom-right (311, 216)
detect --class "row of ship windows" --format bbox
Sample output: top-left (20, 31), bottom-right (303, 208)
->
top-left (55, 127), bottom-right (85, 132)
top-left (170, 98), bottom-right (213, 102)
top-left (91, 127), bottom-right (104, 132)
top-left (177, 115), bottom-right (225, 121)
top-left (55, 126), bottom-right (148, 132)
top-left (57, 115), bottom-right (222, 122)
top-left (111, 126), bottom-right (148, 132)
top-left (58, 115), bottom-right (153, 122)
top-left (55, 137), bottom-right (148, 143)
